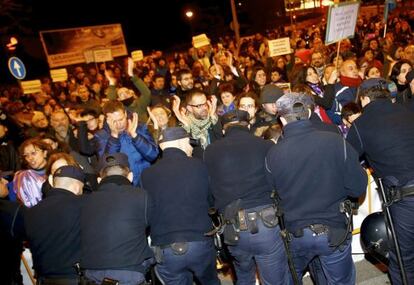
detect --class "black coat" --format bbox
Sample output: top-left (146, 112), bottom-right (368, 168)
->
top-left (347, 99), bottom-right (414, 185)
top-left (24, 189), bottom-right (82, 278)
top-left (80, 175), bottom-right (153, 273)
top-left (266, 120), bottom-right (367, 232)
top-left (141, 148), bottom-right (212, 246)
top-left (204, 126), bottom-right (274, 212)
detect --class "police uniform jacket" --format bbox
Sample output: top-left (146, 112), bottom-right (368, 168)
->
top-left (266, 120), bottom-right (367, 233)
top-left (24, 188), bottom-right (82, 278)
top-left (141, 148), bottom-right (211, 246)
top-left (204, 125), bottom-right (274, 212)
top-left (347, 99), bottom-right (414, 185)
top-left (80, 175), bottom-right (153, 273)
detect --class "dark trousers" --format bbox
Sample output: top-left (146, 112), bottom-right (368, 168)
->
top-left (84, 269), bottom-right (145, 285)
top-left (290, 228), bottom-right (355, 285)
top-left (226, 205), bottom-right (292, 285)
top-left (389, 196), bottom-right (414, 285)
top-left (154, 240), bottom-right (219, 285)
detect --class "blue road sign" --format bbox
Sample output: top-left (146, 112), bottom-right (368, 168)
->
top-left (8, 57), bottom-right (26, 80)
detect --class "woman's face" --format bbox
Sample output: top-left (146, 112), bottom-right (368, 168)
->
top-left (255, 70), bottom-right (267, 86)
top-left (395, 47), bottom-right (404, 60)
top-left (220, 92), bottom-right (235, 107)
top-left (152, 107), bottom-right (169, 129)
top-left (306, 68), bottom-right (319, 84)
top-left (364, 50), bottom-right (374, 61)
top-left (23, 144), bottom-right (47, 170)
top-left (367, 67), bottom-right (381, 79)
top-left (397, 63), bottom-right (412, 84)
top-left (277, 58), bottom-right (285, 69)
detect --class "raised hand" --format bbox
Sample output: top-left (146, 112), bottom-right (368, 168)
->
top-left (127, 57), bottom-right (135, 77)
top-left (147, 107), bottom-right (159, 130)
top-left (105, 69), bottom-right (116, 86)
top-left (127, 112), bottom-right (138, 138)
top-left (208, 95), bottom-right (218, 118)
top-left (172, 95), bottom-right (190, 127)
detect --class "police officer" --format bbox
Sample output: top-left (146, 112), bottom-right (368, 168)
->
top-left (141, 127), bottom-right (219, 285)
top-left (204, 109), bottom-right (291, 285)
top-left (265, 92), bottom-right (367, 284)
top-left (80, 152), bottom-right (153, 285)
top-left (24, 165), bottom-right (85, 285)
top-left (0, 198), bottom-right (25, 285)
top-left (347, 78), bottom-right (414, 284)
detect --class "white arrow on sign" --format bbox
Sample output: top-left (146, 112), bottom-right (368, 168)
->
top-left (13, 61), bottom-right (22, 77)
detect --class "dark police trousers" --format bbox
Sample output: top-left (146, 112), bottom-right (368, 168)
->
top-left (290, 227), bottom-right (355, 285)
top-left (85, 267), bottom-right (149, 285)
top-left (388, 196), bottom-right (414, 284)
top-left (226, 204), bottom-right (292, 285)
top-left (154, 240), bottom-right (219, 285)
top-left (36, 277), bottom-right (79, 285)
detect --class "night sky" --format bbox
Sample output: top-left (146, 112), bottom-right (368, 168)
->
top-left (0, 0), bottom-right (236, 82)
top-left (32, 0), bottom-right (232, 52)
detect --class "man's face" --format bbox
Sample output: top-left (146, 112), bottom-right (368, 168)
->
top-left (311, 53), bottom-right (324, 68)
top-left (77, 86), bottom-right (90, 102)
top-left (239, 97), bottom-right (257, 119)
top-left (107, 110), bottom-right (127, 133)
top-left (50, 112), bottom-right (69, 134)
top-left (340, 60), bottom-right (359, 79)
top-left (262, 103), bottom-right (277, 115)
top-left (153, 77), bottom-right (165, 90)
top-left (179, 73), bottom-right (194, 91)
top-left (187, 94), bottom-right (208, 120)
top-left (82, 114), bottom-right (99, 131)
top-left (32, 114), bottom-right (49, 129)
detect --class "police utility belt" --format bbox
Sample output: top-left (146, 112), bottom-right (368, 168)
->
top-left (222, 199), bottom-right (279, 245)
top-left (387, 184), bottom-right (414, 203)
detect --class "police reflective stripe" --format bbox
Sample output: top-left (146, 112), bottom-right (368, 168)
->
top-left (334, 86), bottom-right (350, 115)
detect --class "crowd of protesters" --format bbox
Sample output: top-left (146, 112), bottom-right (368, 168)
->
top-left (0, 8), bottom-right (414, 285)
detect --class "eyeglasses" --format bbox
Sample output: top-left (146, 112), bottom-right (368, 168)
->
top-left (188, 102), bottom-right (208, 109)
top-left (240, 104), bottom-right (255, 109)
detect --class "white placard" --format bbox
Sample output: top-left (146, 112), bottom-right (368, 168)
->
top-left (192, 34), bottom-right (210, 49)
top-left (131, 50), bottom-right (144, 62)
top-left (93, 48), bottom-right (113, 62)
top-left (20, 80), bottom-right (42, 94)
top-left (268, 37), bottom-right (292, 57)
top-left (50, 68), bottom-right (68, 82)
top-left (325, 1), bottom-right (360, 45)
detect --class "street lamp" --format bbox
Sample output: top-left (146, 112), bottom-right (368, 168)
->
top-left (185, 10), bottom-right (194, 19)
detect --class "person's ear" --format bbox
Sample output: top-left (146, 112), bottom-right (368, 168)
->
top-left (127, 172), bottom-right (134, 183)
top-left (48, 175), bottom-right (54, 187)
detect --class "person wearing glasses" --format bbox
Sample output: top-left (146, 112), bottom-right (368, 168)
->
top-left (172, 90), bottom-right (222, 158)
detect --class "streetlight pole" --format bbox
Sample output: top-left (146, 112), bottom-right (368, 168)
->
top-left (229, 0), bottom-right (241, 50)
top-left (185, 10), bottom-right (194, 36)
